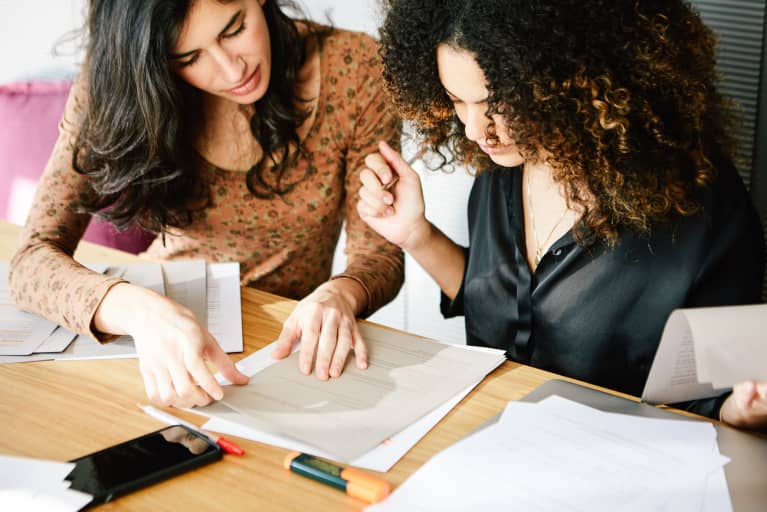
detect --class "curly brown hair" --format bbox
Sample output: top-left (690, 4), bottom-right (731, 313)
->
top-left (380, 0), bottom-right (737, 245)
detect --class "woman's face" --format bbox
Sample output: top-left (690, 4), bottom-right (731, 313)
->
top-left (171, 0), bottom-right (271, 104)
top-left (436, 44), bottom-right (524, 168)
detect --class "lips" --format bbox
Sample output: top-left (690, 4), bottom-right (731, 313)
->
top-left (478, 143), bottom-right (513, 155)
top-left (227, 66), bottom-right (260, 96)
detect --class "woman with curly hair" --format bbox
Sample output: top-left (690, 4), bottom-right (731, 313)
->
top-left (358, 0), bottom-right (766, 428)
top-left (9, 0), bottom-right (404, 408)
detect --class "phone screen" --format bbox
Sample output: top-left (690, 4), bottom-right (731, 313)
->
top-left (66, 425), bottom-right (221, 504)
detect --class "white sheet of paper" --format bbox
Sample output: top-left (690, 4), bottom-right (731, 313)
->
top-left (0, 455), bottom-right (75, 489)
top-left (0, 488), bottom-right (93, 512)
top-left (0, 455), bottom-right (93, 510)
top-left (367, 398), bottom-right (729, 512)
top-left (206, 262), bottom-right (243, 353)
top-left (641, 309), bottom-right (725, 404)
top-left (534, 395), bottom-right (732, 511)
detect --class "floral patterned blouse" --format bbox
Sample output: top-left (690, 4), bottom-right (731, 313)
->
top-left (9, 28), bottom-right (404, 340)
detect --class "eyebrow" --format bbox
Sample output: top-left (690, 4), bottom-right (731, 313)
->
top-left (169, 10), bottom-right (243, 59)
top-left (443, 87), bottom-right (488, 104)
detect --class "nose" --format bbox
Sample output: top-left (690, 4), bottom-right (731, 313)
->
top-left (209, 45), bottom-right (246, 84)
top-left (463, 104), bottom-right (490, 143)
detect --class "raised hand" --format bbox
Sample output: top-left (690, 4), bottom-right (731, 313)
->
top-left (356, 141), bottom-right (431, 251)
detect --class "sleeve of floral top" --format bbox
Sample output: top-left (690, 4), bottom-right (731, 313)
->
top-left (335, 33), bottom-right (404, 316)
top-left (8, 74), bottom-right (127, 340)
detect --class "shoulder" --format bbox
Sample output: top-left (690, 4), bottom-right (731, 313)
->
top-left (696, 160), bottom-right (756, 223)
top-left (320, 27), bottom-right (381, 73)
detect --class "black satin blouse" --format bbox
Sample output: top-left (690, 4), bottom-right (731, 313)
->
top-left (442, 162), bottom-right (765, 418)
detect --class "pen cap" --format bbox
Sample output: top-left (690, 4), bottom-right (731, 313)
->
top-left (341, 468), bottom-right (390, 503)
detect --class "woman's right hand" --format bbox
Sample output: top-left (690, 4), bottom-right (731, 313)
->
top-left (94, 283), bottom-right (249, 408)
top-left (357, 141), bottom-right (431, 251)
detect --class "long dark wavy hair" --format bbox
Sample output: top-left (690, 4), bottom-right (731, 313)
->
top-left (73, 0), bottom-right (328, 232)
top-left (380, 0), bottom-right (737, 245)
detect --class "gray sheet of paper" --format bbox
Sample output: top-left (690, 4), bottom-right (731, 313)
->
top-left (122, 263), bottom-right (165, 295)
top-left (206, 262), bottom-right (242, 353)
top-left (216, 323), bottom-right (505, 462)
top-left (0, 262), bottom-right (59, 355)
top-left (55, 334), bottom-right (136, 360)
top-left (642, 309), bottom-right (723, 404)
top-left (685, 304), bottom-right (767, 388)
top-left (34, 326), bottom-right (77, 353)
top-left (162, 260), bottom-right (207, 328)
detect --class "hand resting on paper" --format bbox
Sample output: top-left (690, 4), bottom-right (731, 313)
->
top-left (94, 282), bottom-right (248, 408)
top-left (272, 277), bottom-right (369, 380)
top-left (719, 380), bottom-right (767, 431)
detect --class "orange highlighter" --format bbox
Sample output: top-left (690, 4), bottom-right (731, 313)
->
top-left (283, 452), bottom-right (390, 503)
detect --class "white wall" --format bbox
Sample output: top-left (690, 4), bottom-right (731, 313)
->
top-left (0, 0), bottom-right (473, 345)
top-left (0, 1), bottom-right (85, 82)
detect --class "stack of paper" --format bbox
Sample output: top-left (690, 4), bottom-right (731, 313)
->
top-left (195, 323), bottom-right (506, 470)
top-left (367, 395), bottom-right (732, 511)
top-left (0, 455), bottom-right (92, 511)
top-left (0, 260), bottom-right (242, 363)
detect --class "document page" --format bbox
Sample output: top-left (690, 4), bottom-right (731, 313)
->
top-left (368, 397), bottom-right (730, 512)
top-left (0, 260), bottom-right (244, 361)
top-left (0, 262), bottom-right (59, 355)
top-left (211, 323), bottom-right (505, 461)
top-left (162, 260), bottom-right (207, 327)
top-left (642, 309), bottom-right (722, 404)
top-left (206, 262), bottom-right (242, 353)
top-left (122, 262), bottom-right (165, 295)
top-left (642, 305), bottom-right (766, 404)
top-left (0, 455), bottom-right (92, 511)
top-left (685, 304), bottom-right (767, 388)
top-left (200, 340), bottom-right (493, 471)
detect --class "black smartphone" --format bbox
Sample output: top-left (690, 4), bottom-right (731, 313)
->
top-left (65, 424), bottom-right (222, 506)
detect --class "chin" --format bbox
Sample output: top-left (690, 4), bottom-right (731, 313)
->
top-left (489, 152), bottom-right (525, 168)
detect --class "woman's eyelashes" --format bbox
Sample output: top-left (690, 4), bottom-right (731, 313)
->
top-left (222, 21), bottom-right (246, 39)
top-left (178, 54), bottom-right (199, 68)
top-left (176, 21), bottom-right (247, 68)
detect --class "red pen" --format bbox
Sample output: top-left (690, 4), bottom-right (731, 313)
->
top-left (138, 404), bottom-right (245, 456)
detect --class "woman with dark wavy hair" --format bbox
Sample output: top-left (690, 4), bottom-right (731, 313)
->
top-left (9, 0), bottom-right (404, 408)
top-left (358, 0), bottom-right (766, 428)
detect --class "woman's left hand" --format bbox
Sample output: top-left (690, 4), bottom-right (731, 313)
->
top-left (271, 278), bottom-right (368, 379)
top-left (719, 380), bottom-right (767, 430)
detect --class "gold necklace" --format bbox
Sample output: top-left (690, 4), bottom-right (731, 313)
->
top-left (526, 171), bottom-right (569, 266)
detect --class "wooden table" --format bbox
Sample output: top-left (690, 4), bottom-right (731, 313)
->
top-left (0, 220), bottom-right (657, 510)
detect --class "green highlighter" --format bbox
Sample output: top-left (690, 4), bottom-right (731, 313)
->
top-left (283, 452), bottom-right (390, 503)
